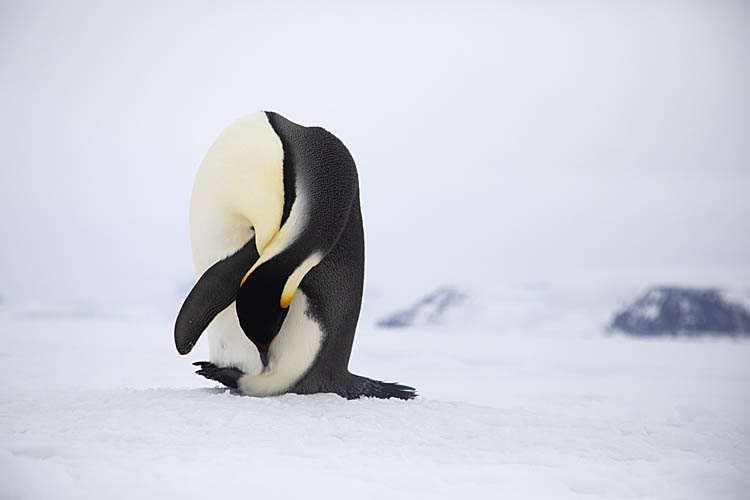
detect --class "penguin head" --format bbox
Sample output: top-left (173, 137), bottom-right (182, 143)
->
top-left (236, 239), bottom-right (323, 367)
top-left (235, 259), bottom-right (287, 367)
top-left (235, 249), bottom-right (297, 367)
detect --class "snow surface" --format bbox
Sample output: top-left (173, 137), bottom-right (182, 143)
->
top-left (1, 305), bottom-right (749, 500)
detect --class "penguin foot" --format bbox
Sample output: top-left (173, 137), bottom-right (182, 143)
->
top-left (344, 375), bottom-right (417, 400)
top-left (193, 361), bottom-right (245, 390)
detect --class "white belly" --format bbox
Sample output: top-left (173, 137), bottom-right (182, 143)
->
top-left (206, 290), bottom-right (324, 396)
top-left (190, 111), bottom-right (284, 274)
top-left (206, 305), bottom-right (263, 374)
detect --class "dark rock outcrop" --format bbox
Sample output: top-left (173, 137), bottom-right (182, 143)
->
top-left (377, 287), bottom-right (467, 329)
top-left (611, 287), bottom-right (750, 336)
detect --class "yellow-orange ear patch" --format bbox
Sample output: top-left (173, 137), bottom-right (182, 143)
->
top-left (279, 253), bottom-right (322, 310)
top-left (240, 268), bottom-right (252, 287)
top-left (280, 292), bottom-right (294, 309)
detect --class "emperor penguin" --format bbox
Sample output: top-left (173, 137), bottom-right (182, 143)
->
top-left (174, 111), bottom-right (415, 400)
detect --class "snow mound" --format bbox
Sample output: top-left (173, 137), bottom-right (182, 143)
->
top-left (369, 282), bottom-right (622, 337)
top-left (376, 287), bottom-right (467, 328)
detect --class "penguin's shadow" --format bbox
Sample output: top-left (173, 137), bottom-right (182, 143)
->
top-left (191, 386), bottom-right (244, 396)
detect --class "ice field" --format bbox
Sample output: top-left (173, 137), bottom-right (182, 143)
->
top-left (1, 289), bottom-right (748, 499)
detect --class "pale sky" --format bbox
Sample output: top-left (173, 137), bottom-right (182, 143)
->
top-left (1, 1), bottom-right (748, 310)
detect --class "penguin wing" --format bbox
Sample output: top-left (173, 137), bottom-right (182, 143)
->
top-left (174, 237), bottom-right (260, 355)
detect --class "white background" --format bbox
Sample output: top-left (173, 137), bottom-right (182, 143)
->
top-left (1, 1), bottom-right (748, 311)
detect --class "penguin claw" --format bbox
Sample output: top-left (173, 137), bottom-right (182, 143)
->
top-left (193, 361), bottom-right (245, 390)
top-left (345, 375), bottom-right (418, 400)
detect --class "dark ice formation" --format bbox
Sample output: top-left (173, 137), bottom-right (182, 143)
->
top-left (611, 287), bottom-right (750, 336)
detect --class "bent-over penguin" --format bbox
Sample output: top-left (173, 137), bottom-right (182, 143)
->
top-left (174, 111), bottom-right (416, 400)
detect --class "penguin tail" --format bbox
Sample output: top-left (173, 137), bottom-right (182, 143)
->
top-left (343, 374), bottom-right (417, 400)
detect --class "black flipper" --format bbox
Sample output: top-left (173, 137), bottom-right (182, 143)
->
top-left (193, 361), bottom-right (245, 389)
top-left (174, 237), bottom-right (260, 355)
